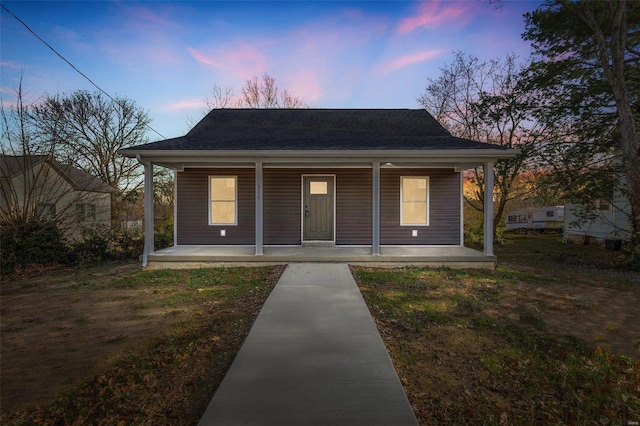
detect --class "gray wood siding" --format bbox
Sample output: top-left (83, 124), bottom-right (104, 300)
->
top-left (264, 169), bottom-right (372, 245)
top-left (264, 169), bottom-right (301, 245)
top-left (175, 167), bottom-right (458, 246)
top-left (335, 169), bottom-right (372, 245)
top-left (380, 169), bottom-right (460, 245)
top-left (176, 168), bottom-right (255, 245)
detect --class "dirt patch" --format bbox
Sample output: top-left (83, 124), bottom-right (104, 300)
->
top-left (1, 286), bottom-right (187, 408)
top-left (0, 263), bottom-right (285, 422)
top-left (493, 275), bottom-right (640, 358)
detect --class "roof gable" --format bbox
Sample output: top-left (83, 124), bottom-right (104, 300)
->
top-left (0, 155), bottom-right (115, 193)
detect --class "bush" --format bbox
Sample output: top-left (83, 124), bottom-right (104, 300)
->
top-left (154, 231), bottom-right (173, 250)
top-left (464, 222), bottom-right (506, 250)
top-left (109, 229), bottom-right (145, 261)
top-left (0, 218), bottom-right (70, 274)
top-left (1, 218), bottom-right (170, 274)
top-left (71, 226), bottom-right (111, 264)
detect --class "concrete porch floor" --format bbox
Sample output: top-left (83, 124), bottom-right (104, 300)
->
top-left (146, 245), bottom-right (496, 270)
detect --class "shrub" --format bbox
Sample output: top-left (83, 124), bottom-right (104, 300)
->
top-left (71, 226), bottom-right (111, 264)
top-left (109, 229), bottom-right (145, 261)
top-left (154, 231), bottom-right (173, 250)
top-left (464, 222), bottom-right (506, 249)
top-left (0, 218), bottom-right (70, 273)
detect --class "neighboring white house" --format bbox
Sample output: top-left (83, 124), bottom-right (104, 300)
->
top-left (0, 155), bottom-right (114, 240)
top-left (563, 174), bottom-right (632, 248)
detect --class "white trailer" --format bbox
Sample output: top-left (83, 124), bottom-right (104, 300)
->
top-left (506, 206), bottom-right (564, 233)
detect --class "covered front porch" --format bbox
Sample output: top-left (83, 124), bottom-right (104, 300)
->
top-left (144, 245), bottom-right (497, 270)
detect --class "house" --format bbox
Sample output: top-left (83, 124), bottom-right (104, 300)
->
top-left (119, 109), bottom-right (518, 269)
top-left (0, 155), bottom-right (114, 239)
top-left (564, 174), bottom-right (632, 248)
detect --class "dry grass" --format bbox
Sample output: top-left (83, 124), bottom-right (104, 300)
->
top-left (353, 235), bottom-right (640, 425)
top-left (1, 264), bottom-right (284, 425)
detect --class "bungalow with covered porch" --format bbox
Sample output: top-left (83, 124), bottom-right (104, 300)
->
top-left (119, 109), bottom-right (517, 269)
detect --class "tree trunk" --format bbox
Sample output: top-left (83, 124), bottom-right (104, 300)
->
top-left (578, 0), bottom-right (640, 255)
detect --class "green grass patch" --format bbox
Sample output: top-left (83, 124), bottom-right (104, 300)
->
top-left (352, 255), bottom-right (640, 425)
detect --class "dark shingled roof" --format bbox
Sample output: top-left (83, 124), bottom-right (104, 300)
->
top-left (122, 109), bottom-right (506, 152)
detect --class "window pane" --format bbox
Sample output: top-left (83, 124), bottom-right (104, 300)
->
top-left (211, 177), bottom-right (236, 201)
top-left (402, 202), bottom-right (427, 225)
top-left (402, 178), bottom-right (427, 201)
top-left (598, 199), bottom-right (611, 211)
top-left (309, 181), bottom-right (328, 195)
top-left (211, 201), bottom-right (236, 224)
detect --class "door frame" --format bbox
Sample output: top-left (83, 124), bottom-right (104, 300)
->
top-left (301, 174), bottom-right (336, 243)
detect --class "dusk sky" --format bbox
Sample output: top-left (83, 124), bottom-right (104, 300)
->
top-left (1, 0), bottom-right (542, 141)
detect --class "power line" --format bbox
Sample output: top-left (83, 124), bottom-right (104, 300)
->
top-left (1, 3), bottom-right (167, 140)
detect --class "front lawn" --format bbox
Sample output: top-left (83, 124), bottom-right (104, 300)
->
top-left (353, 235), bottom-right (639, 424)
top-left (1, 264), bottom-right (284, 425)
top-left (2, 235), bottom-right (638, 425)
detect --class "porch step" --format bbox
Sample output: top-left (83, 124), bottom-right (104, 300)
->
top-left (302, 241), bottom-right (336, 248)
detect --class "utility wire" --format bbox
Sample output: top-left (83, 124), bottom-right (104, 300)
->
top-left (1, 3), bottom-right (167, 140)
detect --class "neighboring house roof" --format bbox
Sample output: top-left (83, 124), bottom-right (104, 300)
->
top-left (121, 109), bottom-right (513, 152)
top-left (0, 155), bottom-right (115, 193)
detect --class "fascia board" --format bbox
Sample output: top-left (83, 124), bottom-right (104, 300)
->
top-left (122, 149), bottom-right (519, 163)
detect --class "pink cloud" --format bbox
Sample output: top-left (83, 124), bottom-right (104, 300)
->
top-left (161, 98), bottom-right (206, 112)
top-left (282, 70), bottom-right (324, 103)
top-left (189, 44), bottom-right (268, 80)
top-left (397, 0), bottom-right (468, 34)
top-left (376, 49), bottom-right (443, 75)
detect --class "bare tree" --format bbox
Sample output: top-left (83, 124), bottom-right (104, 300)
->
top-left (201, 73), bottom-right (307, 114)
top-left (418, 52), bottom-right (549, 237)
top-left (241, 73), bottom-right (306, 108)
top-left (1, 81), bottom-right (113, 242)
top-left (204, 84), bottom-right (237, 110)
top-left (29, 90), bottom-right (151, 222)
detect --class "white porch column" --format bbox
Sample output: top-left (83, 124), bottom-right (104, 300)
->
top-left (142, 161), bottom-right (154, 267)
top-left (255, 161), bottom-right (264, 256)
top-left (483, 161), bottom-right (494, 256)
top-left (173, 169), bottom-right (178, 247)
top-left (372, 161), bottom-right (381, 256)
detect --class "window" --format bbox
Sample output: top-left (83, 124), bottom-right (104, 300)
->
top-left (401, 176), bottom-right (429, 226)
top-left (546, 210), bottom-right (554, 218)
top-left (210, 176), bottom-right (237, 225)
top-left (76, 204), bottom-right (96, 221)
top-left (37, 203), bottom-right (56, 220)
top-left (594, 199), bottom-right (612, 211)
top-left (309, 181), bottom-right (328, 195)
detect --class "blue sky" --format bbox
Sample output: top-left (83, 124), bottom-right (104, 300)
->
top-left (1, 0), bottom-right (542, 140)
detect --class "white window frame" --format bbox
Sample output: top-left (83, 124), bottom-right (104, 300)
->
top-left (400, 176), bottom-right (430, 226)
top-left (209, 176), bottom-right (238, 226)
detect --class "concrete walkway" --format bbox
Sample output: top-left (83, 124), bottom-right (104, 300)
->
top-left (198, 263), bottom-right (418, 425)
